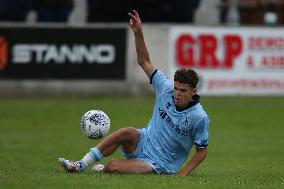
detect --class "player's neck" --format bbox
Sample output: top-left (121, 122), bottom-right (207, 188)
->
top-left (175, 95), bottom-right (200, 112)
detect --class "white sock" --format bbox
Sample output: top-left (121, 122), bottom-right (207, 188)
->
top-left (82, 153), bottom-right (95, 167)
top-left (81, 147), bottom-right (104, 167)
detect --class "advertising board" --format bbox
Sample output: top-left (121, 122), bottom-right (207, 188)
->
top-left (169, 26), bottom-right (284, 95)
top-left (0, 27), bottom-right (127, 79)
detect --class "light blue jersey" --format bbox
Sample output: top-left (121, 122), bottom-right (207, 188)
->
top-left (122, 69), bottom-right (209, 174)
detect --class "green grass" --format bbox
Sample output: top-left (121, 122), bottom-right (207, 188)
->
top-left (0, 96), bottom-right (284, 189)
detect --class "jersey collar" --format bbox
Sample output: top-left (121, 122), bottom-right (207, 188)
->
top-left (174, 94), bottom-right (200, 112)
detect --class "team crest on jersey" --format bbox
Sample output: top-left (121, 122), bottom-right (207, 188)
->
top-left (184, 117), bottom-right (189, 126)
top-left (166, 101), bottom-right (171, 109)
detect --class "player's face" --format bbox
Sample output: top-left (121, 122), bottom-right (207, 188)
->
top-left (174, 81), bottom-right (197, 108)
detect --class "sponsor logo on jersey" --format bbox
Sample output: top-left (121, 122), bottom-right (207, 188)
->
top-left (159, 107), bottom-right (191, 136)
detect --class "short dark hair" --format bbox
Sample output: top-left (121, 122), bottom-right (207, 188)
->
top-left (174, 68), bottom-right (199, 88)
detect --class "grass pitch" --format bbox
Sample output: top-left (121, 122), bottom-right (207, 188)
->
top-left (0, 96), bottom-right (284, 189)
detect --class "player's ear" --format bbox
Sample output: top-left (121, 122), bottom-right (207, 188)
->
top-left (192, 88), bottom-right (197, 95)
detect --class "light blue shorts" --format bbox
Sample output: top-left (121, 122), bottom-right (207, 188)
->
top-left (120, 128), bottom-right (170, 174)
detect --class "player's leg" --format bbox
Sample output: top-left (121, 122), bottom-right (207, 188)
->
top-left (82, 127), bottom-right (139, 165)
top-left (101, 159), bottom-right (154, 174)
top-left (97, 127), bottom-right (139, 156)
top-left (59, 127), bottom-right (140, 172)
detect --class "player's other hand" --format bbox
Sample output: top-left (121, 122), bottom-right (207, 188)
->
top-left (128, 10), bottom-right (142, 33)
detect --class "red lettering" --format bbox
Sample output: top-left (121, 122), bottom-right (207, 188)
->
top-left (198, 35), bottom-right (219, 68)
top-left (175, 34), bottom-right (243, 69)
top-left (248, 37), bottom-right (284, 50)
top-left (176, 34), bottom-right (194, 67)
top-left (247, 56), bottom-right (254, 68)
top-left (224, 35), bottom-right (242, 69)
top-left (261, 56), bottom-right (284, 68)
top-left (0, 37), bottom-right (8, 71)
top-left (262, 56), bottom-right (268, 66)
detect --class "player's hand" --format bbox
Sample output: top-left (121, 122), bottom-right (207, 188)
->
top-left (128, 10), bottom-right (142, 33)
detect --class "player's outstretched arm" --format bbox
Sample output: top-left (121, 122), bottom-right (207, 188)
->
top-left (128, 10), bottom-right (155, 78)
top-left (177, 148), bottom-right (208, 177)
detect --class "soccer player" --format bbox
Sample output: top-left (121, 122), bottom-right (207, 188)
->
top-left (59, 10), bottom-right (209, 176)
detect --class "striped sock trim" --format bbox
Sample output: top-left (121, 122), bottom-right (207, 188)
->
top-left (90, 147), bottom-right (104, 161)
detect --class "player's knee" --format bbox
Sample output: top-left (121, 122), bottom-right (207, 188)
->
top-left (104, 160), bottom-right (120, 173)
top-left (117, 127), bottom-right (137, 138)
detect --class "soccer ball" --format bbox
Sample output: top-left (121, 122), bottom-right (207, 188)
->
top-left (80, 110), bottom-right (110, 139)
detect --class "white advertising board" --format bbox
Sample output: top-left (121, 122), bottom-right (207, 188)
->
top-left (169, 26), bottom-right (284, 95)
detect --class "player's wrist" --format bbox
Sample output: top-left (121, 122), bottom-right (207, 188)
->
top-left (134, 29), bottom-right (143, 38)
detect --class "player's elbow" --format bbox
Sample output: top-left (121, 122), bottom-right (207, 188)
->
top-left (137, 58), bottom-right (150, 67)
